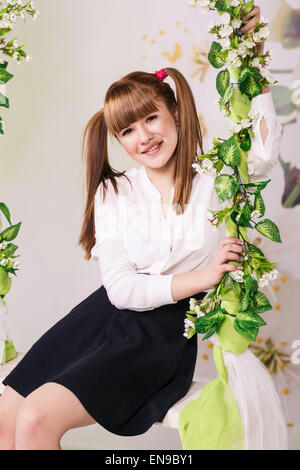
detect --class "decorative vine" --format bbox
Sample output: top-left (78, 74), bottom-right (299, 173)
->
top-left (0, 0), bottom-right (39, 134)
top-left (183, 0), bottom-right (282, 344)
top-left (0, 1), bottom-right (38, 363)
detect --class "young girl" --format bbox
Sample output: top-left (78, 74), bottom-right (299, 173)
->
top-left (0, 36), bottom-right (282, 452)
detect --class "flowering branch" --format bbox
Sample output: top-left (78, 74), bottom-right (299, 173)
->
top-left (0, 0), bottom-right (39, 134)
top-left (184, 0), bottom-right (282, 344)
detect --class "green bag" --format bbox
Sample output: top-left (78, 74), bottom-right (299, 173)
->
top-left (178, 345), bottom-right (245, 450)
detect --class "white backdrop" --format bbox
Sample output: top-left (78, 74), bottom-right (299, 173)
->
top-left (1, 0), bottom-right (300, 449)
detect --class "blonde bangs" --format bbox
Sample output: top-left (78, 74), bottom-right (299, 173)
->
top-left (104, 83), bottom-right (159, 136)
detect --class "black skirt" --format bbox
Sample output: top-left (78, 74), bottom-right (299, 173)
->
top-left (2, 285), bottom-right (206, 436)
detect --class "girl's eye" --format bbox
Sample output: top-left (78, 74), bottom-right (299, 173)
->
top-left (147, 115), bottom-right (157, 122)
top-left (122, 128), bottom-right (132, 136)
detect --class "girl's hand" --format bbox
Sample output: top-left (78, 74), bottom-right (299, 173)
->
top-left (240, 4), bottom-right (264, 56)
top-left (203, 236), bottom-right (244, 289)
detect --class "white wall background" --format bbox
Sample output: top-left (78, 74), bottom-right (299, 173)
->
top-left (1, 0), bottom-right (299, 449)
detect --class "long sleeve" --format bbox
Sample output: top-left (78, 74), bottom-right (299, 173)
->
top-left (91, 182), bottom-right (177, 312)
top-left (247, 91), bottom-right (282, 183)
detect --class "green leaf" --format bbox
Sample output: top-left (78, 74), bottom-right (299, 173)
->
top-left (0, 266), bottom-right (12, 296)
top-left (0, 92), bottom-right (9, 108)
top-left (215, 0), bottom-right (232, 13)
top-left (217, 135), bottom-right (241, 166)
top-left (3, 243), bottom-right (18, 257)
top-left (0, 27), bottom-right (12, 37)
top-left (0, 222), bottom-right (21, 242)
top-left (232, 202), bottom-right (253, 228)
top-left (216, 69), bottom-right (230, 98)
top-left (208, 41), bottom-right (226, 69)
top-left (234, 318), bottom-right (258, 342)
top-left (239, 74), bottom-right (263, 99)
top-left (0, 61), bottom-right (8, 69)
top-left (0, 68), bottom-right (13, 85)
top-left (255, 291), bottom-right (273, 314)
top-left (240, 131), bottom-right (251, 152)
top-left (244, 274), bottom-right (253, 294)
top-left (237, 310), bottom-right (267, 327)
top-left (238, 65), bottom-right (262, 85)
top-left (247, 242), bottom-right (264, 257)
top-left (254, 193), bottom-right (265, 217)
top-left (243, 179), bottom-right (271, 194)
top-left (255, 219), bottom-right (282, 243)
top-left (242, 0), bottom-right (254, 16)
top-left (0, 202), bottom-right (11, 225)
top-left (233, 281), bottom-right (242, 298)
top-left (219, 82), bottom-right (234, 111)
top-left (195, 308), bottom-right (225, 334)
top-left (214, 174), bottom-right (240, 203)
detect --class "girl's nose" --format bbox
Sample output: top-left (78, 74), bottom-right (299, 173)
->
top-left (139, 125), bottom-right (153, 144)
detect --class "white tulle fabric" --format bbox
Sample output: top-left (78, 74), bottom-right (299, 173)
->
top-left (210, 334), bottom-right (289, 450)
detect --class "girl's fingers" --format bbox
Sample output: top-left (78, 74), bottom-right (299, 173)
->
top-left (220, 252), bottom-right (243, 264)
top-left (220, 236), bottom-right (242, 247)
top-left (222, 264), bottom-right (243, 273)
top-left (241, 6), bottom-right (260, 34)
top-left (242, 5), bottom-right (260, 21)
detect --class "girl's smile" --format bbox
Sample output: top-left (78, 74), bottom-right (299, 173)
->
top-left (117, 102), bottom-right (178, 170)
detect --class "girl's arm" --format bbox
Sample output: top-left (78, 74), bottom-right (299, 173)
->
top-left (92, 183), bottom-right (177, 312)
top-left (246, 90), bottom-right (282, 183)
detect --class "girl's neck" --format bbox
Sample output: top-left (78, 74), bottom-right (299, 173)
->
top-left (144, 156), bottom-right (176, 193)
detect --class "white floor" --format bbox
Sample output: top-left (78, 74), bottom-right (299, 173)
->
top-left (61, 422), bottom-right (300, 450)
top-left (61, 423), bottom-right (182, 450)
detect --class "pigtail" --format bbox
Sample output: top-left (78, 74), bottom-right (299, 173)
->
top-left (164, 67), bottom-right (204, 212)
top-left (78, 108), bottom-right (129, 260)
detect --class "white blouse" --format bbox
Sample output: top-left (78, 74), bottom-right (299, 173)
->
top-left (91, 91), bottom-right (282, 312)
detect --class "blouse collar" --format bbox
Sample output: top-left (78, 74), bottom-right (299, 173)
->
top-left (138, 163), bottom-right (175, 201)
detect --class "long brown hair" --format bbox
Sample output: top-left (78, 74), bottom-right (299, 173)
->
top-left (78, 67), bottom-right (204, 260)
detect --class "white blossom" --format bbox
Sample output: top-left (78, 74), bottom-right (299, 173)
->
top-left (0, 241), bottom-right (8, 250)
top-left (258, 272), bottom-right (269, 287)
top-left (230, 121), bottom-right (242, 133)
top-left (237, 43), bottom-right (247, 58)
top-left (229, 0), bottom-right (239, 6)
top-left (219, 12), bottom-right (231, 26)
top-left (220, 37), bottom-right (231, 50)
top-left (251, 210), bottom-right (261, 218)
top-left (251, 58), bottom-right (261, 68)
top-left (13, 259), bottom-right (20, 269)
top-left (291, 80), bottom-right (300, 106)
top-left (0, 259), bottom-right (8, 267)
top-left (184, 318), bottom-right (195, 329)
top-left (192, 162), bottom-right (217, 179)
top-left (241, 118), bottom-right (252, 129)
top-left (236, 214), bottom-right (241, 221)
top-left (232, 18), bottom-right (242, 29)
top-left (219, 24), bottom-right (233, 38)
top-left (259, 25), bottom-right (270, 39)
top-left (248, 109), bottom-right (259, 121)
top-left (189, 297), bottom-right (197, 310)
top-left (202, 158), bottom-right (214, 169)
top-left (268, 269), bottom-right (278, 280)
top-left (230, 269), bottom-right (244, 282)
top-left (243, 38), bottom-right (256, 49)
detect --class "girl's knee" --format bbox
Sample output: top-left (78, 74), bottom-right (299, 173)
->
top-left (15, 402), bottom-right (51, 449)
top-left (0, 386), bottom-right (24, 450)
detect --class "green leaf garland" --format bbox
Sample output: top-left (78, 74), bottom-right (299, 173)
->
top-left (184, 0), bottom-right (281, 346)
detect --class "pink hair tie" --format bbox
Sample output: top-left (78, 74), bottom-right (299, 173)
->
top-left (155, 68), bottom-right (168, 81)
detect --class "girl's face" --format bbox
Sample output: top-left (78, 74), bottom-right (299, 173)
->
top-left (116, 101), bottom-right (178, 170)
